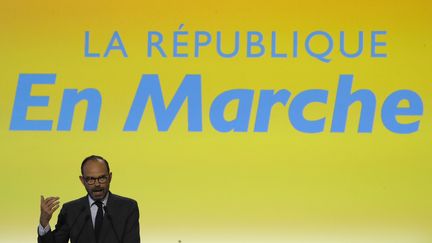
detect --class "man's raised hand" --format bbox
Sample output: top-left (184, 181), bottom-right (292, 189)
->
top-left (40, 195), bottom-right (60, 227)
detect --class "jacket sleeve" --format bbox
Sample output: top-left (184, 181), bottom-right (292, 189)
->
top-left (37, 206), bottom-right (70, 243)
top-left (122, 201), bottom-right (140, 243)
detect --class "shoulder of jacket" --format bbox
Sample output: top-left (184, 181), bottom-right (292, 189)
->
top-left (110, 193), bottom-right (138, 206)
top-left (61, 196), bottom-right (87, 210)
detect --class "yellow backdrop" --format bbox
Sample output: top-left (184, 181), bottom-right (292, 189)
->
top-left (0, 1), bottom-right (431, 242)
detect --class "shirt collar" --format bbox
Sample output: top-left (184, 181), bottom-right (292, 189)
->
top-left (88, 191), bottom-right (109, 207)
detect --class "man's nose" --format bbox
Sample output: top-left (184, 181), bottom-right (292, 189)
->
top-left (95, 180), bottom-right (100, 186)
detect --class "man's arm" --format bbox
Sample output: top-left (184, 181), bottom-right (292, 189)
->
top-left (39, 196), bottom-right (60, 229)
top-left (122, 201), bottom-right (140, 243)
top-left (38, 224), bottom-right (51, 236)
top-left (37, 196), bottom-right (70, 243)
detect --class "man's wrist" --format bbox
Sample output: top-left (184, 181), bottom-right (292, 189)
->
top-left (38, 223), bottom-right (51, 236)
top-left (39, 217), bottom-right (49, 228)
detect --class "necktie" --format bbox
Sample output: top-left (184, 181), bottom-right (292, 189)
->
top-left (94, 201), bottom-right (104, 241)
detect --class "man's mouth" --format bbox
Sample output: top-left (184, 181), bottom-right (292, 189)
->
top-left (93, 188), bottom-right (104, 193)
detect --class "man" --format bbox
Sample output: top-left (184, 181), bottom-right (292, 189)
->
top-left (38, 155), bottom-right (140, 243)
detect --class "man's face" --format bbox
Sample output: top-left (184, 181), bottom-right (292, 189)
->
top-left (79, 159), bottom-right (112, 201)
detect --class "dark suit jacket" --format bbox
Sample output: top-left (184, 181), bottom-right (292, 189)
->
top-left (38, 193), bottom-right (140, 243)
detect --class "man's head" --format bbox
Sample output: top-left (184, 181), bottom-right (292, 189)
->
top-left (79, 155), bottom-right (112, 201)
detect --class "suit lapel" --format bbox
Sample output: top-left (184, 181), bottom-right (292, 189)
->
top-left (100, 192), bottom-right (119, 243)
top-left (99, 214), bottom-right (111, 243)
top-left (71, 196), bottom-right (97, 243)
top-left (80, 214), bottom-right (96, 243)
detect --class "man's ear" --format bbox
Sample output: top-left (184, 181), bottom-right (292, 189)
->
top-left (109, 172), bottom-right (112, 182)
top-left (79, 175), bottom-right (85, 186)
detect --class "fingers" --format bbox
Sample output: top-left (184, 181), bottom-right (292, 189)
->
top-left (40, 196), bottom-right (60, 215)
top-left (46, 202), bottom-right (60, 214)
top-left (44, 197), bottom-right (60, 204)
top-left (50, 204), bottom-right (60, 214)
top-left (46, 198), bottom-right (60, 208)
top-left (42, 197), bottom-right (59, 205)
top-left (40, 195), bottom-right (60, 227)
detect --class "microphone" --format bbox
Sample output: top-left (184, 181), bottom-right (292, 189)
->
top-left (104, 206), bottom-right (122, 243)
top-left (75, 214), bottom-right (91, 242)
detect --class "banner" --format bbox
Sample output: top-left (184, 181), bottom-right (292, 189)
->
top-left (1, 1), bottom-right (431, 242)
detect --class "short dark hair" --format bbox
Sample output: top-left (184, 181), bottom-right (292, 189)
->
top-left (81, 155), bottom-right (110, 175)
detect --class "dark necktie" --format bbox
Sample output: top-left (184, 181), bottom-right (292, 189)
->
top-left (94, 201), bottom-right (104, 241)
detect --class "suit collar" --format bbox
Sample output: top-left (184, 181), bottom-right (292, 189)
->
top-left (88, 192), bottom-right (109, 208)
top-left (73, 192), bottom-right (123, 243)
